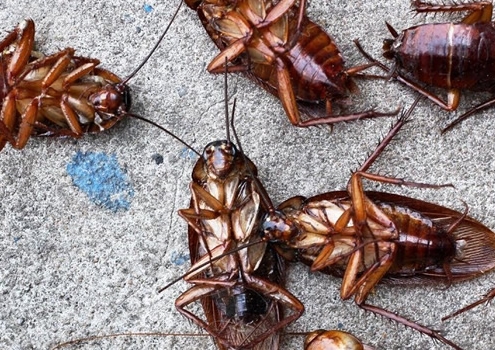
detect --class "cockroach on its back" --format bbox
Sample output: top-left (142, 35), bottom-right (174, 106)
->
top-left (0, 4), bottom-right (180, 151)
top-left (156, 68), bottom-right (304, 349)
top-left (0, 19), bottom-right (129, 151)
top-left (185, 0), bottom-right (397, 128)
top-left (358, 0), bottom-right (495, 132)
top-left (261, 99), bottom-right (495, 350)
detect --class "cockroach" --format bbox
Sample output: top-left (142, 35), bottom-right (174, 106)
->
top-left (0, 2), bottom-right (181, 151)
top-left (260, 98), bottom-right (495, 350)
top-left (358, 0), bottom-right (495, 132)
top-left (184, 0), bottom-right (397, 128)
top-left (304, 329), bottom-right (373, 350)
top-left (161, 71), bottom-right (304, 349)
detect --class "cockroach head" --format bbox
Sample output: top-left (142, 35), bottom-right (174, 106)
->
top-left (89, 83), bottom-right (131, 118)
top-left (383, 22), bottom-right (402, 60)
top-left (261, 211), bottom-right (298, 242)
top-left (305, 329), bottom-right (365, 350)
top-left (382, 39), bottom-right (397, 60)
top-left (203, 140), bottom-right (238, 178)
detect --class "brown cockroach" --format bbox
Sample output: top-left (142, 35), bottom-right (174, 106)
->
top-left (260, 99), bottom-right (495, 350)
top-left (0, 3), bottom-right (181, 151)
top-left (304, 329), bottom-right (373, 350)
top-left (156, 69), bottom-right (304, 349)
top-left (184, 0), bottom-right (397, 128)
top-left (358, 0), bottom-right (495, 132)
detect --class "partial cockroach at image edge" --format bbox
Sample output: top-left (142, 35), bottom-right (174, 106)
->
top-left (184, 0), bottom-right (398, 128)
top-left (304, 329), bottom-right (374, 350)
top-left (357, 0), bottom-right (495, 132)
top-left (260, 100), bottom-right (495, 350)
top-left (0, 3), bottom-right (181, 151)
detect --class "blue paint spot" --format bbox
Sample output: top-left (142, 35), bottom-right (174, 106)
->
top-left (13, 236), bottom-right (21, 243)
top-left (171, 251), bottom-right (189, 266)
top-left (66, 152), bottom-right (134, 212)
top-left (337, 322), bottom-right (344, 329)
top-left (180, 147), bottom-right (197, 160)
top-left (143, 4), bottom-right (153, 13)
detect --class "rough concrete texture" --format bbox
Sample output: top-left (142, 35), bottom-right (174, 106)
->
top-left (1, 1), bottom-right (495, 349)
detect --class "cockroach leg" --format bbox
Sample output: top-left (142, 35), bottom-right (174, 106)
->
top-left (413, 0), bottom-right (493, 24)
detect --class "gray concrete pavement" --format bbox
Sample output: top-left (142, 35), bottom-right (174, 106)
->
top-left (1, 1), bottom-right (495, 349)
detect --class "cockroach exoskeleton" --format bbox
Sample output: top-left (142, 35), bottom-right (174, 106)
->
top-left (357, 0), bottom-right (495, 132)
top-left (260, 99), bottom-right (495, 350)
top-left (0, 4), bottom-right (181, 151)
top-left (304, 329), bottom-right (373, 350)
top-left (157, 68), bottom-right (304, 350)
top-left (184, 0), bottom-right (398, 128)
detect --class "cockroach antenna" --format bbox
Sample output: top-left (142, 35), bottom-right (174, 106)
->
top-left (121, 0), bottom-right (183, 84)
top-left (224, 57), bottom-right (231, 142)
top-left (157, 239), bottom-right (265, 293)
top-left (128, 114), bottom-right (200, 157)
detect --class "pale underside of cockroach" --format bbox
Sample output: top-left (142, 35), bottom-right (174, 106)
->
top-left (359, 0), bottom-right (495, 132)
top-left (0, 19), bottom-right (130, 151)
top-left (264, 185), bottom-right (495, 350)
top-left (276, 191), bottom-right (495, 284)
top-left (185, 0), bottom-right (396, 128)
top-left (176, 139), bottom-right (303, 350)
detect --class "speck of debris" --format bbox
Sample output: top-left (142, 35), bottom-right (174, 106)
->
top-left (177, 85), bottom-right (188, 97)
top-left (152, 153), bottom-right (164, 165)
top-left (66, 151), bottom-right (134, 212)
top-left (143, 4), bottom-right (153, 13)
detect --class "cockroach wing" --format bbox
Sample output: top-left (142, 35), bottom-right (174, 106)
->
top-left (365, 191), bottom-right (495, 283)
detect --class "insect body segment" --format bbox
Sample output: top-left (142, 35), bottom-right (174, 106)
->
top-left (0, 19), bottom-right (133, 150)
top-left (186, 0), bottom-right (397, 128)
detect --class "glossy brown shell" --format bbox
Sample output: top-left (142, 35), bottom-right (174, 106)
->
top-left (389, 22), bottom-right (495, 91)
top-left (188, 0), bottom-right (351, 117)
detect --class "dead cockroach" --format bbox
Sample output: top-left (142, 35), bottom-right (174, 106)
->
top-left (0, 3), bottom-right (181, 150)
top-left (358, 0), bottom-right (495, 132)
top-left (260, 99), bottom-right (495, 350)
top-left (184, 0), bottom-right (397, 127)
top-left (304, 329), bottom-right (373, 350)
top-left (156, 69), bottom-right (304, 349)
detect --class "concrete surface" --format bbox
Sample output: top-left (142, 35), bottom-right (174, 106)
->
top-left (1, 1), bottom-right (495, 349)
